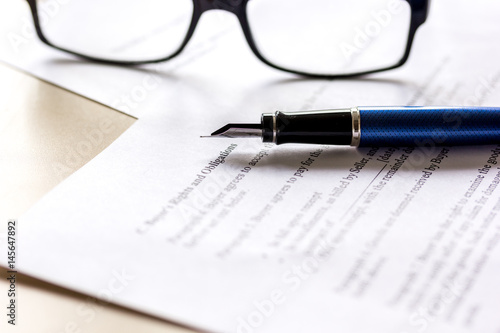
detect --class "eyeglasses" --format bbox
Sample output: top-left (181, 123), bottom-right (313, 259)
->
top-left (26, 0), bottom-right (430, 78)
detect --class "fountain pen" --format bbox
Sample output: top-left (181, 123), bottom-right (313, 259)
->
top-left (205, 106), bottom-right (500, 147)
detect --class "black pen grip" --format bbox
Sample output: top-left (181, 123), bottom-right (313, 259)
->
top-left (262, 110), bottom-right (352, 145)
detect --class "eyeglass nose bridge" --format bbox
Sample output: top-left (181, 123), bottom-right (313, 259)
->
top-left (197, 0), bottom-right (246, 15)
top-left (172, 0), bottom-right (249, 63)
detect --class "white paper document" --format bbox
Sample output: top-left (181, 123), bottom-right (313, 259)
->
top-left (1, 1), bottom-right (500, 332)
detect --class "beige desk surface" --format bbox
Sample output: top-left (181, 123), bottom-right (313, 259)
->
top-left (0, 62), bottom-right (197, 333)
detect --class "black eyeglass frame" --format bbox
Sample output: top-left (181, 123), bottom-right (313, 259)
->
top-left (25, 0), bottom-right (430, 78)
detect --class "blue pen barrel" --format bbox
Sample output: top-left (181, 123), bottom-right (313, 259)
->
top-left (358, 107), bottom-right (500, 147)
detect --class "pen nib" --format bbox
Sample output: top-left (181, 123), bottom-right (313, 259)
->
top-left (202, 123), bottom-right (262, 138)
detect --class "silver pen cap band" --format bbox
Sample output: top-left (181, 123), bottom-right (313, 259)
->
top-left (351, 107), bottom-right (361, 147)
